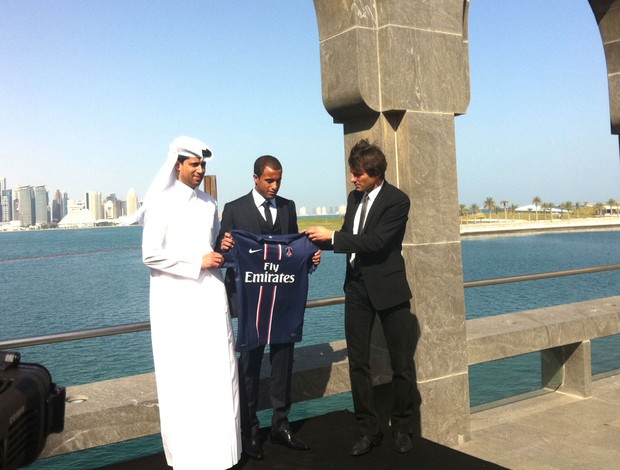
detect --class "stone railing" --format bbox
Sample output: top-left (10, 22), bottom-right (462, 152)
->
top-left (39, 295), bottom-right (620, 459)
top-left (467, 295), bottom-right (620, 398)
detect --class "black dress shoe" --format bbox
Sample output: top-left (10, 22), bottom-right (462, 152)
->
top-left (270, 428), bottom-right (310, 450)
top-left (243, 437), bottom-right (264, 460)
top-left (350, 432), bottom-right (383, 456)
top-left (393, 431), bottom-right (413, 453)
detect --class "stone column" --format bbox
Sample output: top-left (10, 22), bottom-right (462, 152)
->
top-left (314, 0), bottom-right (472, 445)
top-left (542, 341), bottom-right (593, 398)
top-left (588, 0), bottom-right (620, 135)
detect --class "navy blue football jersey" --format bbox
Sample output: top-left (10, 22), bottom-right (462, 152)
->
top-left (224, 230), bottom-right (318, 352)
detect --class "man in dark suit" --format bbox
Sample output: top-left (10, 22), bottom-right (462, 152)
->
top-left (219, 155), bottom-right (317, 460)
top-left (306, 139), bottom-right (416, 456)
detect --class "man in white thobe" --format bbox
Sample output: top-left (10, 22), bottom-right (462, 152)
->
top-left (141, 136), bottom-right (241, 469)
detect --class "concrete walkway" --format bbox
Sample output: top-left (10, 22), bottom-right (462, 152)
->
top-left (453, 373), bottom-right (620, 469)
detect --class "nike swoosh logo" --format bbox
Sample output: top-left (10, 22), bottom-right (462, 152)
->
top-left (249, 248), bottom-right (263, 254)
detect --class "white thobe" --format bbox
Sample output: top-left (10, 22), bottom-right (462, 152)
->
top-left (142, 180), bottom-right (240, 469)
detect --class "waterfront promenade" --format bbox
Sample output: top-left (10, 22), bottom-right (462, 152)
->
top-left (99, 373), bottom-right (620, 469)
top-left (26, 218), bottom-right (620, 469)
top-left (455, 372), bottom-right (620, 469)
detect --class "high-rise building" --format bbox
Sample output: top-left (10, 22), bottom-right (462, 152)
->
top-left (0, 177), bottom-right (11, 222)
top-left (0, 178), bottom-right (5, 222)
top-left (1, 189), bottom-right (12, 222)
top-left (86, 191), bottom-right (103, 221)
top-left (15, 186), bottom-right (35, 227)
top-left (104, 194), bottom-right (122, 219)
top-left (104, 200), bottom-right (119, 219)
top-left (51, 190), bottom-right (66, 223)
top-left (33, 185), bottom-right (49, 225)
top-left (126, 188), bottom-right (139, 217)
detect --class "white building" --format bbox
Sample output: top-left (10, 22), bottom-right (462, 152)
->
top-left (126, 188), bottom-right (139, 217)
top-left (86, 191), bottom-right (104, 221)
top-left (58, 199), bottom-right (95, 228)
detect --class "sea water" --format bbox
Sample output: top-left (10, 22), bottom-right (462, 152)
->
top-left (1, 227), bottom-right (619, 468)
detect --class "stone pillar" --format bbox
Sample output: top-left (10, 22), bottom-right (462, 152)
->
top-left (588, 0), bottom-right (620, 134)
top-left (542, 341), bottom-right (592, 398)
top-left (314, 0), bottom-right (471, 445)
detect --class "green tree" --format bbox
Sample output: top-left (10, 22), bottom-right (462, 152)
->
top-left (594, 202), bottom-right (605, 217)
top-left (532, 196), bottom-right (542, 221)
top-left (470, 203), bottom-right (480, 222)
top-left (483, 197), bottom-right (496, 220)
top-left (608, 198), bottom-right (618, 216)
top-left (542, 202), bottom-right (554, 221)
top-left (459, 204), bottom-right (469, 223)
top-left (509, 204), bottom-right (518, 220)
top-left (500, 200), bottom-right (509, 220)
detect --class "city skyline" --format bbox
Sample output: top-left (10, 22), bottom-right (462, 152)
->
top-left (2, 173), bottom-right (617, 220)
top-left (0, 176), bottom-right (350, 227)
top-left (1, 1), bottom-right (618, 211)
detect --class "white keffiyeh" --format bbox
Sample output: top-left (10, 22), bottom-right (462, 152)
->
top-left (121, 136), bottom-right (213, 225)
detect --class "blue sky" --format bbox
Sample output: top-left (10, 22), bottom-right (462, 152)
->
top-left (1, 1), bottom-right (618, 211)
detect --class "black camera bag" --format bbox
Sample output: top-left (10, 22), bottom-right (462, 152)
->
top-left (0, 352), bottom-right (65, 470)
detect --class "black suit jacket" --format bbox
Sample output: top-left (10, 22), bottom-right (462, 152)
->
top-left (333, 181), bottom-right (412, 311)
top-left (218, 191), bottom-right (298, 316)
top-left (219, 191), bottom-right (298, 237)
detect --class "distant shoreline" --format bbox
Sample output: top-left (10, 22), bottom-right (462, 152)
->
top-left (3, 217), bottom-right (620, 238)
top-left (460, 217), bottom-right (620, 237)
top-left (298, 215), bottom-right (620, 237)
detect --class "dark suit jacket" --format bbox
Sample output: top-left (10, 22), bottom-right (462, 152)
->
top-left (333, 181), bottom-right (412, 311)
top-left (218, 191), bottom-right (298, 316)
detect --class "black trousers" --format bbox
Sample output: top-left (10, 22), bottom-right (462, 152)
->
top-left (238, 342), bottom-right (295, 439)
top-left (344, 275), bottom-right (416, 436)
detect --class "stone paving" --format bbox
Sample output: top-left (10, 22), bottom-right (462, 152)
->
top-left (453, 373), bottom-right (620, 469)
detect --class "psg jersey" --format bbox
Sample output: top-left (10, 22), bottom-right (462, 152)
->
top-left (223, 229), bottom-right (318, 352)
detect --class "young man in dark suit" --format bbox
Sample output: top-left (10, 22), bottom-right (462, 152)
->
top-left (219, 155), bottom-right (318, 460)
top-left (306, 139), bottom-right (416, 456)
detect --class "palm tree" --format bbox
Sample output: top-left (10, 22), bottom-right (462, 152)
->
top-left (532, 196), bottom-right (542, 221)
top-left (563, 201), bottom-right (573, 219)
top-left (459, 204), bottom-right (469, 223)
top-left (608, 198), bottom-right (618, 216)
top-left (509, 204), bottom-right (518, 220)
top-left (594, 202), bottom-right (605, 217)
top-left (483, 197), bottom-right (496, 220)
top-left (470, 203), bottom-right (480, 223)
top-left (542, 202), bottom-right (554, 221)
top-left (574, 201), bottom-right (581, 218)
top-left (500, 200), bottom-right (509, 220)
